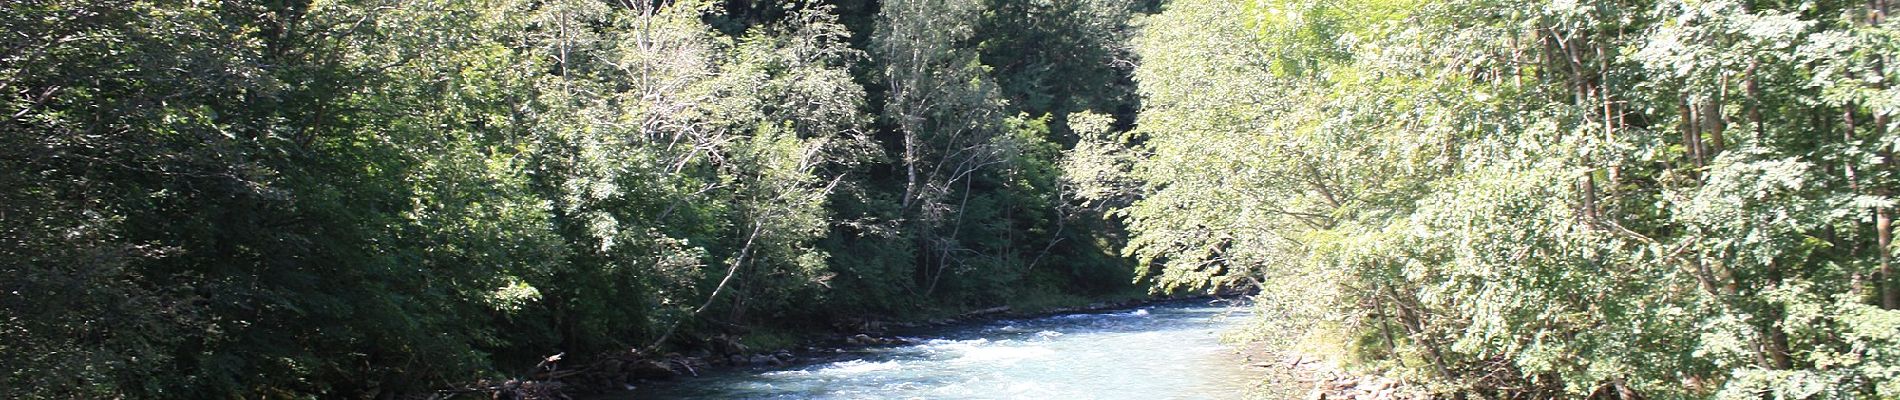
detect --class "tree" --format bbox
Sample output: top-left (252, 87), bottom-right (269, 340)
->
top-left (1117, 0), bottom-right (1900, 397)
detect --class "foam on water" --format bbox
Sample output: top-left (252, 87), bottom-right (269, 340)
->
top-left (950, 344), bottom-right (1054, 363)
top-left (759, 370), bottom-right (811, 378)
top-left (818, 360), bottom-right (901, 375)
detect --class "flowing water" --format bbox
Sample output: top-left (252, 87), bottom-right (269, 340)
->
top-left (616, 301), bottom-right (1262, 399)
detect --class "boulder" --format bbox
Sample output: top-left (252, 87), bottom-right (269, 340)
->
top-left (749, 354), bottom-right (777, 367)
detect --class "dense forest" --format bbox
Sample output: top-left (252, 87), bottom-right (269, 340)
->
top-left (1108, 0), bottom-right (1900, 398)
top-left (1, 0), bottom-right (1147, 397)
top-left (3, 0), bottom-right (1898, 399)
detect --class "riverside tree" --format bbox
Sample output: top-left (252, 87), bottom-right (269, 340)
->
top-left (1, 0), bottom-right (1144, 397)
top-left (1107, 0), bottom-right (1900, 397)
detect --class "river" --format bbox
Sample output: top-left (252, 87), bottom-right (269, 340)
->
top-left (611, 301), bottom-right (1264, 399)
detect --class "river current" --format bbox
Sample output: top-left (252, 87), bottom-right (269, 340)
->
top-left (616, 301), bottom-right (1262, 399)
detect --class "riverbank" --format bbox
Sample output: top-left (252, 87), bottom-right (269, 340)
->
top-left (1234, 344), bottom-right (1430, 400)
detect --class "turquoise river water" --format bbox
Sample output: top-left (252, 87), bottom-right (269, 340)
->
top-left (611, 301), bottom-right (1263, 399)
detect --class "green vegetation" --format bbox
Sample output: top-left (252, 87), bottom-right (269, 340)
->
top-left (1, 0), bottom-right (1139, 397)
top-left (6, 0), bottom-right (1898, 398)
top-left (1098, 0), bottom-right (1900, 398)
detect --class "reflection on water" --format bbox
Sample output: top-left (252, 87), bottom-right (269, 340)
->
top-left (615, 302), bottom-right (1260, 400)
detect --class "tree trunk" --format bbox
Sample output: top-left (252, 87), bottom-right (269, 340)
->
top-left (1682, 99), bottom-right (1703, 175)
top-left (1880, 208), bottom-right (1896, 309)
top-left (902, 121), bottom-right (921, 211)
top-left (1581, 168), bottom-right (1601, 223)
top-left (1762, 262), bottom-right (1794, 369)
top-left (1384, 285), bottom-right (1453, 379)
top-left (1744, 64), bottom-right (1763, 134)
top-left (1701, 95), bottom-right (1725, 157)
top-left (1869, 0), bottom-right (1897, 309)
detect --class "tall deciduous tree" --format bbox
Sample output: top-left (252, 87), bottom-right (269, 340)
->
top-left (1115, 0), bottom-right (1900, 397)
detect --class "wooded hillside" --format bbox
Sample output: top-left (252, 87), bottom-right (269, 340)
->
top-left (0, 0), bottom-right (1145, 396)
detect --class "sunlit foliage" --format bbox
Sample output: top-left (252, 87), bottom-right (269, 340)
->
top-left (1112, 0), bottom-right (1900, 397)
